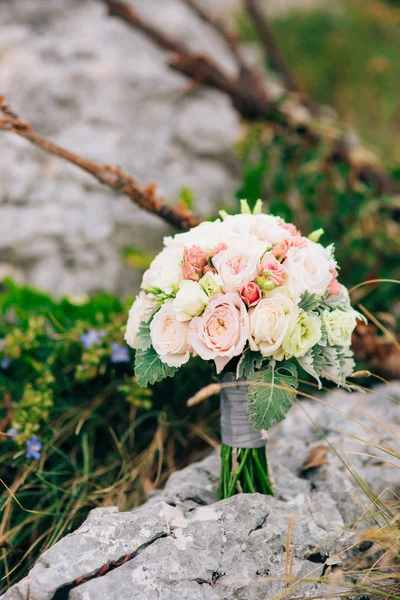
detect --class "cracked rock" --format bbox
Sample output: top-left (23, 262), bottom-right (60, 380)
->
top-left (2, 383), bottom-right (398, 599)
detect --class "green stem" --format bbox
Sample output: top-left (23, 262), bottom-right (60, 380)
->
top-left (219, 444), bottom-right (274, 499)
top-left (252, 448), bottom-right (274, 496)
top-left (242, 463), bottom-right (256, 493)
top-left (227, 447), bottom-right (250, 497)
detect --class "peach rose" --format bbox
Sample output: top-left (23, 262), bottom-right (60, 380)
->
top-left (188, 293), bottom-right (249, 373)
top-left (272, 236), bottom-right (307, 260)
top-left (182, 245), bottom-right (208, 281)
top-left (150, 302), bottom-right (190, 367)
top-left (259, 255), bottom-right (286, 287)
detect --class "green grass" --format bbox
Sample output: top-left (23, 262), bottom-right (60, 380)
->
top-left (0, 280), bottom-right (218, 591)
top-left (239, 0), bottom-right (400, 165)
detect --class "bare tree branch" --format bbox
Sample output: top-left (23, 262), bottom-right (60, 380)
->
top-left (0, 96), bottom-right (200, 231)
top-left (103, 0), bottom-right (273, 120)
top-left (243, 0), bottom-right (300, 94)
top-left (102, 0), bottom-right (400, 199)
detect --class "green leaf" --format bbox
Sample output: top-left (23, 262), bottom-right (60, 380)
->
top-left (136, 322), bottom-right (152, 351)
top-left (134, 345), bottom-right (177, 388)
top-left (236, 350), bottom-right (265, 379)
top-left (247, 361), bottom-right (298, 431)
top-left (298, 290), bottom-right (327, 311)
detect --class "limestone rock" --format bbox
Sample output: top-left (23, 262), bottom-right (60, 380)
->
top-left (0, 0), bottom-right (240, 297)
top-left (4, 384), bottom-right (397, 600)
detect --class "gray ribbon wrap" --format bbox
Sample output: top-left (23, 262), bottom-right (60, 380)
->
top-left (220, 373), bottom-right (267, 449)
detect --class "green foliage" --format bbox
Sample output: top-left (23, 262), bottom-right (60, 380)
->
top-left (247, 361), bottom-right (298, 431)
top-left (298, 291), bottom-right (328, 312)
top-left (236, 350), bottom-right (265, 379)
top-left (135, 346), bottom-right (177, 387)
top-left (0, 280), bottom-right (217, 592)
top-left (235, 2), bottom-right (400, 314)
top-left (134, 321), bottom-right (177, 387)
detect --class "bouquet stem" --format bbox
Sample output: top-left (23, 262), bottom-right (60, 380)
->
top-left (218, 371), bottom-right (274, 500)
top-left (218, 444), bottom-right (274, 499)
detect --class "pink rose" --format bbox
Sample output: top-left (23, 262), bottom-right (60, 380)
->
top-left (150, 302), bottom-right (191, 367)
top-left (282, 222), bottom-right (302, 237)
top-left (210, 242), bottom-right (227, 257)
top-left (203, 265), bottom-right (217, 275)
top-left (259, 255), bottom-right (286, 287)
top-left (188, 293), bottom-right (249, 373)
top-left (328, 269), bottom-right (342, 295)
top-left (240, 281), bottom-right (262, 307)
top-left (182, 245), bottom-right (208, 281)
top-left (272, 236), bottom-right (307, 260)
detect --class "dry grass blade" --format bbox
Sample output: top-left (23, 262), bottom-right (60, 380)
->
top-left (0, 95), bottom-right (199, 231)
top-left (187, 383), bottom-right (221, 407)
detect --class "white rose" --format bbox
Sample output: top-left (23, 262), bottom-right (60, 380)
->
top-left (212, 240), bottom-right (264, 292)
top-left (150, 302), bottom-right (191, 367)
top-left (163, 220), bottom-right (222, 251)
top-left (173, 280), bottom-right (209, 322)
top-left (284, 241), bottom-right (333, 299)
top-left (220, 214), bottom-right (288, 244)
top-left (322, 309), bottom-right (357, 347)
top-left (125, 292), bottom-right (155, 350)
top-left (249, 291), bottom-right (298, 357)
top-left (142, 247), bottom-right (183, 294)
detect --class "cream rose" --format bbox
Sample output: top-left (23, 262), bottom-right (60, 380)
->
top-left (212, 241), bottom-right (263, 293)
top-left (220, 214), bottom-right (289, 244)
top-left (284, 242), bottom-right (333, 299)
top-left (173, 280), bottom-right (209, 322)
top-left (322, 309), bottom-right (357, 347)
top-left (282, 311), bottom-right (322, 359)
top-left (141, 247), bottom-right (183, 294)
top-left (188, 293), bottom-right (249, 373)
top-left (249, 291), bottom-right (298, 358)
top-left (150, 302), bottom-right (190, 367)
top-left (125, 292), bottom-right (155, 350)
top-left (163, 220), bottom-right (222, 251)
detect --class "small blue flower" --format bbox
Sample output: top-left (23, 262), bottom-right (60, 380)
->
top-left (25, 436), bottom-right (42, 460)
top-left (80, 329), bottom-right (105, 349)
top-left (110, 343), bottom-right (130, 364)
top-left (7, 428), bottom-right (20, 439)
top-left (1, 358), bottom-right (10, 369)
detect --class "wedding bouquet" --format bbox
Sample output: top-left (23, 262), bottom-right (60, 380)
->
top-left (126, 201), bottom-right (361, 498)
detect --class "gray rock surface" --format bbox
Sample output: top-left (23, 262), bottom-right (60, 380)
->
top-left (0, 0), bottom-right (240, 297)
top-left (3, 383), bottom-right (398, 600)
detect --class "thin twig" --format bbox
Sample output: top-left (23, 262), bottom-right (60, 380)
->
top-left (102, 0), bottom-right (273, 119)
top-left (0, 96), bottom-right (199, 231)
top-left (181, 0), bottom-right (250, 74)
top-left (243, 0), bottom-right (300, 94)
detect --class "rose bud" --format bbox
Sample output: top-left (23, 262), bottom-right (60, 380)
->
top-left (240, 281), bottom-right (262, 307)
